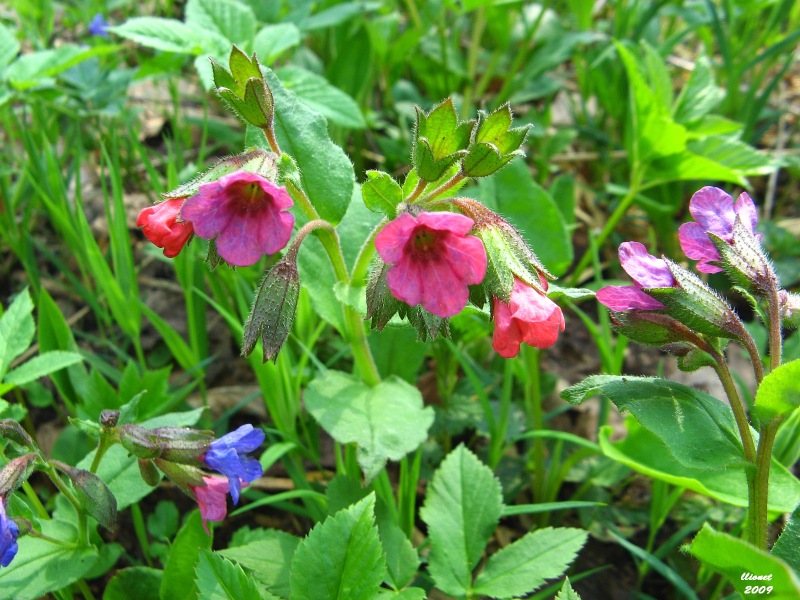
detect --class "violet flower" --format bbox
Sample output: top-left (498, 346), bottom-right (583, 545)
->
top-left (202, 424), bottom-right (264, 505)
top-left (678, 186), bottom-right (759, 274)
top-left (0, 497), bottom-right (19, 568)
top-left (375, 211), bottom-right (487, 318)
top-left (596, 242), bottom-right (675, 311)
top-left (180, 171), bottom-right (294, 267)
top-left (88, 14), bottom-right (109, 37)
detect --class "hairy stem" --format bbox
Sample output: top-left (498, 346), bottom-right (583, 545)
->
top-left (752, 417), bottom-right (782, 549)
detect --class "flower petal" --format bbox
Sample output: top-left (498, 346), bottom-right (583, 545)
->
top-left (618, 242), bottom-right (674, 288)
top-left (734, 192), bottom-right (758, 233)
top-left (688, 186), bottom-right (735, 239)
top-left (596, 286), bottom-right (665, 311)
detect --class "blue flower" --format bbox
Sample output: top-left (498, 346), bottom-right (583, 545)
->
top-left (203, 425), bottom-right (264, 504)
top-left (88, 14), bottom-right (109, 37)
top-left (1, 498), bottom-right (19, 568)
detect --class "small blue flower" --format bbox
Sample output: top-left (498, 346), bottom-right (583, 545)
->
top-left (203, 424), bottom-right (264, 504)
top-left (88, 14), bottom-right (110, 37)
top-left (1, 498), bottom-right (19, 568)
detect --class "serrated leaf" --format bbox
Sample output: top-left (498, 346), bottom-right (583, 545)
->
top-left (754, 360), bottom-right (800, 424)
top-left (290, 495), bottom-right (385, 600)
top-left (689, 524), bottom-right (800, 599)
top-left (473, 527), bottom-right (587, 598)
top-left (379, 522), bottom-right (420, 590)
top-left (195, 549), bottom-right (264, 600)
top-left (161, 511), bottom-right (213, 600)
top-left (556, 577), bottom-right (582, 600)
top-left (110, 18), bottom-right (210, 54)
top-left (0, 288), bottom-right (35, 378)
top-left (3, 351), bottom-right (83, 387)
top-left (276, 66), bottom-right (365, 129)
top-left (305, 371), bottom-right (433, 482)
top-left (220, 530), bottom-right (300, 599)
top-left (420, 445), bottom-right (502, 597)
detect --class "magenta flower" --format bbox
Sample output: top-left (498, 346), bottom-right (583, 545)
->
top-left (492, 277), bottom-right (565, 358)
top-left (190, 476), bottom-right (231, 535)
top-left (180, 171), bottom-right (294, 267)
top-left (596, 242), bottom-right (675, 311)
top-left (202, 424), bottom-right (264, 505)
top-left (1, 497), bottom-right (19, 568)
top-left (137, 198), bottom-right (194, 258)
top-left (375, 212), bottom-right (487, 318)
top-left (678, 186), bottom-right (759, 274)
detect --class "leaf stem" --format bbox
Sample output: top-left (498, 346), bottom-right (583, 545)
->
top-left (752, 417), bottom-right (782, 549)
top-left (420, 173), bottom-right (466, 204)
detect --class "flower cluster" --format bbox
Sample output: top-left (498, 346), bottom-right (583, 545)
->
top-left (137, 169), bottom-right (294, 268)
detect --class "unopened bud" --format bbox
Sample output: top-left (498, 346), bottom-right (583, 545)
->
top-left (100, 410), bottom-right (120, 428)
top-left (211, 46), bottom-right (275, 129)
top-left (780, 291), bottom-right (800, 329)
top-left (52, 461), bottom-right (117, 530)
top-left (710, 218), bottom-right (778, 297)
top-left (462, 104), bottom-right (529, 178)
top-left (154, 459), bottom-right (205, 498)
top-left (0, 454), bottom-right (38, 496)
top-left (138, 458), bottom-right (161, 487)
top-left (0, 420), bottom-right (36, 450)
top-left (413, 99), bottom-right (473, 181)
top-left (151, 427), bottom-right (214, 464)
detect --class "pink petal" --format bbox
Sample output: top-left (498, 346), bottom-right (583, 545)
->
top-left (492, 296), bottom-right (523, 358)
top-left (492, 280), bottom-right (565, 357)
top-left (596, 286), bottom-right (665, 311)
top-left (417, 256), bottom-right (470, 317)
top-left (688, 186), bottom-right (735, 239)
top-left (385, 259), bottom-right (424, 307)
top-left (618, 242), bottom-right (674, 288)
top-left (416, 211), bottom-right (475, 235)
top-left (678, 222), bottom-right (720, 263)
top-left (192, 476), bottom-right (230, 535)
top-left (442, 233), bottom-right (487, 285)
top-left (375, 214), bottom-right (418, 264)
top-left (734, 192), bottom-right (758, 233)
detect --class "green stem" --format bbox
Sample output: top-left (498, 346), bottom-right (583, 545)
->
top-left (405, 178), bottom-right (428, 203)
top-left (523, 347), bottom-right (546, 511)
top-left (261, 126), bottom-right (282, 156)
top-left (752, 417), bottom-right (782, 549)
top-left (403, 0), bottom-right (423, 29)
top-left (420, 173), bottom-right (466, 204)
top-left (42, 463), bottom-right (88, 545)
top-left (767, 286), bottom-right (782, 372)
top-left (89, 434), bottom-right (113, 474)
top-left (75, 578), bottom-right (96, 600)
top-left (130, 503), bottom-right (153, 566)
top-left (22, 480), bottom-right (50, 520)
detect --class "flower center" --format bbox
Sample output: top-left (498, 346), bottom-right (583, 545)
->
top-left (407, 227), bottom-right (442, 261)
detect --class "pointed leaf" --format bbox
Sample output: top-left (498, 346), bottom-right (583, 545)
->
top-left (220, 530), bottom-right (300, 599)
top-left (0, 288), bottom-right (34, 377)
top-left (161, 511), bottom-right (213, 600)
top-left (754, 360), bottom-right (800, 424)
top-left (195, 549), bottom-right (264, 600)
top-left (3, 351), bottom-right (83, 387)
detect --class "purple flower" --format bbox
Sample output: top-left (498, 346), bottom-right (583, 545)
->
top-left (596, 242), bottom-right (675, 311)
top-left (1, 497), bottom-right (19, 568)
top-left (88, 14), bottom-right (109, 37)
top-left (180, 171), bottom-right (294, 267)
top-left (678, 186), bottom-right (759, 274)
top-left (203, 425), bottom-right (264, 505)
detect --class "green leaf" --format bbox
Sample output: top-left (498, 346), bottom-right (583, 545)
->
top-left (754, 360), bottom-right (800, 423)
top-left (299, 2), bottom-right (382, 31)
top-left (161, 511), bottom-right (213, 600)
top-left (253, 23), bottom-right (301, 63)
top-left (644, 150), bottom-right (746, 189)
top-left (305, 371), bottom-right (433, 482)
top-left (556, 578), bottom-right (582, 600)
top-left (0, 21), bottom-right (20, 69)
top-left (362, 170), bottom-right (402, 218)
top-left (773, 504), bottom-right (800, 575)
top-left (265, 67), bottom-right (354, 225)
top-left (110, 18), bottom-right (210, 54)
top-left (599, 418), bottom-right (800, 512)
top-left (195, 549), bottom-right (264, 600)
top-left (476, 160), bottom-right (572, 276)
top-left (78, 443), bottom-right (158, 511)
top-left (290, 494), bottom-right (386, 600)
top-left (0, 288), bottom-right (34, 378)
top-left (673, 56), bottom-right (725, 123)
top-left (0, 518), bottom-right (99, 599)
top-left (3, 351), bottom-right (83, 387)
top-left (219, 530), bottom-right (300, 599)
top-left (420, 445), bottom-right (503, 597)
top-left (379, 522), bottom-right (420, 590)
top-left (472, 527), bottom-right (587, 598)
top-left (376, 589), bottom-right (426, 599)
top-left (185, 0), bottom-right (257, 45)
top-left (104, 567), bottom-right (164, 600)
top-left (689, 524), bottom-right (800, 599)
top-left (688, 135), bottom-right (777, 177)
top-left (276, 66), bottom-right (365, 129)
top-left (562, 375), bottom-right (744, 470)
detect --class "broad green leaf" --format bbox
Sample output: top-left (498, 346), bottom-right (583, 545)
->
top-left (556, 578), bottom-right (582, 600)
top-left (0, 21), bottom-right (20, 68)
top-left (299, 2), bottom-right (382, 31)
top-left (3, 351), bottom-right (82, 387)
top-left (689, 524), bottom-right (800, 599)
top-left (773, 504), bottom-right (800, 575)
top-left (161, 511), bottom-right (213, 600)
top-left (688, 136), bottom-right (776, 176)
top-left (472, 527), bottom-right (587, 598)
top-left (379, 522), bottom-right (420, 590)
top-left (305, 371), bottom-right (433, 482)
top-left (110, 18), bottom-right (210, 54)
top-left (420, 445), bottom-right (503, 597)
top-left (0, 288), bottom-right (34, 377)
top-left (563, 375), bottom-right (744, 470)
top-left (195, 550), bottom-right (264, 600)
top-left (376, 589), bottom-right (426, 599)
top-left (265, 67), bottom-right (354, 225)
top-left (4, 45), bottom-right (120, 90)
top-left (362, 170), bottom-right (402, 218)
top-left (185, 0), bottom-right (257, 45)
top-left (599, 418), bottom-right (800, 512)
top-left (673, 56), bottom-right (725, 123)
top-left (754, 360), bottom-right (800, 423)
top-left (644, 150), bottom-right (746, 189)
top-left (276, 66), bottom-right (365, 129)
top-left (290, 495), bottom-right (385, 600)
top-left (253, 23), bottom-right (301, 63)
top-left (0, 518), bottom-right (98, 599)
top-left (220, 530), bottom-right (300, 599)
top-left (476, 159), bottom-right (572, 276)
top-left (104, 567), bottom-right (164, 600)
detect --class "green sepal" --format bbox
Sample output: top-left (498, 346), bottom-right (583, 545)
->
top-left (412, 99), bottom-right (474, 182)
top-left (162, 150), bottom-right (279, 200)
top-left (154, 459), bottom-right (206, 499)
top-left (675, 346), bottom-right (719, 372)
top-left (138, 458), bottom-right (161, 487)
top-left (461, 144), bottom-right (521, 178)
top-left (709, 218), bottom-right (778, 297)
top-left (227, 46), bottom-right (261, 93)
top-left (277, 153), bottom-right (302, 192)
top-left (462, 104), bottom-right (529, 178)
top-left (366, 260), bottom-right (403, 331)
top-left (211, 45), bottom-right (274, 130)
top-left (362, 171), bottom-right (402, 218)
top-left (609, 311), bottom-right (683, 347)
top-left (399, 304), bottom-right (450, 342)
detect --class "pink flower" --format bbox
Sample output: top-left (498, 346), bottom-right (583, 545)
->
top-left (375, 212), bottom-right (487, 318)
top-left (678, 186), bottom-right (758, 273)
top-left (191, 476), bottom-right (233, 535)
top-left (180, 171), bottom-right (294, 267)
top-left (492, 277), bottom-right (565, 358)
top-left (136, 198), bottom-right (194, 258)
top-left (596, 242), bottom-right (675, 311)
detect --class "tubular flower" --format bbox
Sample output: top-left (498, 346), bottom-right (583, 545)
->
top-left (137, 198), bottom-right (194, 258)
top-left (492, 277), bottom-right (565, 358)
top-left (202, 424), bottom-right (264, 505)
top-left (678, 186), bottom-right (759, 273)
top-left (180, 171), bottom-right (294, 267)
top-left (375, 212), bottom-right (487, 318)
top-left (1, 497), bottom-right (19, 568)
top-left (596, 242), bottom-right (675, 311)
top-left (190, 476), bottom-right (231, 535)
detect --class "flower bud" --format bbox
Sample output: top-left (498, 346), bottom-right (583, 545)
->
top-left (118, 424), bottom-right (162, 459)
top-left (150, 427), bottom-right (214, 465)
top-left (780, 291), bottom-right (800, 329)
top-left (709, 217), bottom-right (778, 297)
top-left (52, 461), bottom-right (117, 531)
top-left (100, 410), bottom-right (120, 428)
top-left (0, 454), bottom-right (39, 496)
top-left (0, 420), bottom-right (36, 451)
top-left (137, 459), bottom-right (161, 487)
top-left (211, 46), bottom-right (275, 129)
